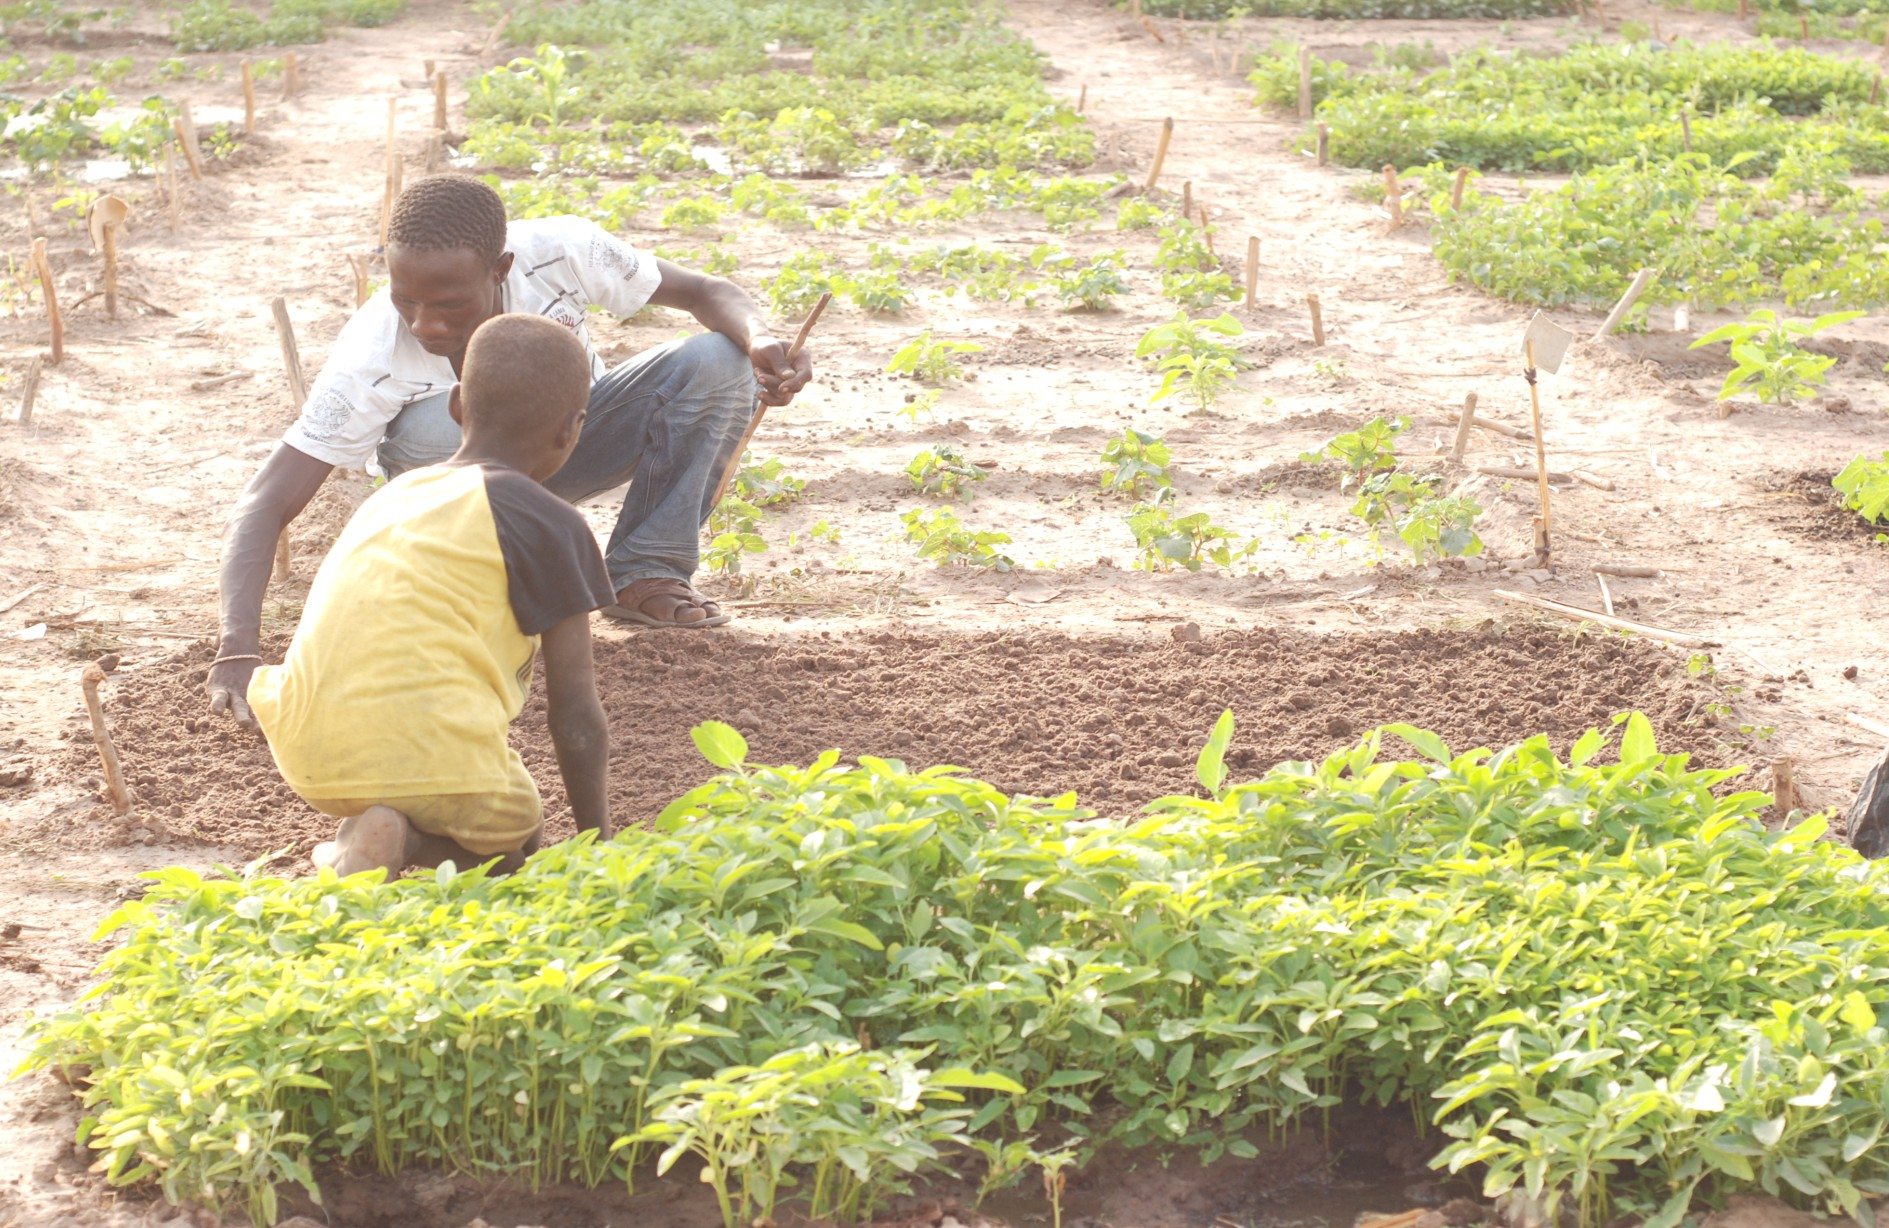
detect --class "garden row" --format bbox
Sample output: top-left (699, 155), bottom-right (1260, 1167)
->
top-left (25, 717), bottom-right (1889, 1228)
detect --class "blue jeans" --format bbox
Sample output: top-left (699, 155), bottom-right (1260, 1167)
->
top-left (377, 332), bottom-right (758, 590)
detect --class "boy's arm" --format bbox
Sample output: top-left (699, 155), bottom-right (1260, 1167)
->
top-left (539, 611), bottom-right (611, 838)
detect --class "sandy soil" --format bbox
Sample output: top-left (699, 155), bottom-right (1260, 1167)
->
top-left (3, 0), bottom-right (1888, 1224)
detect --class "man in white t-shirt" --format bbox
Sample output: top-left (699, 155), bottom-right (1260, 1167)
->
top-left (208, 175), bottom-right (811, 730)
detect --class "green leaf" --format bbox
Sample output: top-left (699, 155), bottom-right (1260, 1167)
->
top-left (1384, 723), bottom-right (1450, 763)
top-left (689, 720), bottom-right (749, 770)
top-left (929, 1068), bottom-right (1025, 1095)
top-left (1619, 711), bottom-right (1657, 762)
top-left (804, 915), bottom-right (884, 951)
top-left (1196, 709), bottom-right (1235, 796)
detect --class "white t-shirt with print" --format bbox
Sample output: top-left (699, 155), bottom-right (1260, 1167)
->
top-left (283, 215), bottom-right (662, 469)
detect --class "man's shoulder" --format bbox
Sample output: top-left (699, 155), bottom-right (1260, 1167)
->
top-left (506, 214), bottom-right (604, 254)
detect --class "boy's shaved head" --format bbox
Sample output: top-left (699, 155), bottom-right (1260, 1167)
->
top-left (459, 315), bottom-right (591, 439)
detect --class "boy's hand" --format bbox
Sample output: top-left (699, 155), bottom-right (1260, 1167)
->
top-left (207, 657), bottom-right (260, 731)
top-left (750, 334), bottom-right (812, 408)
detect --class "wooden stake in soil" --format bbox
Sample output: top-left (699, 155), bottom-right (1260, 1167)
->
top-left (30, 238), bottom-right (62, 366)
top-left (1872, 72), bottom-right (1883, 105)
top-left (87, 194), bottom-right (129, 321)
top-left (1594, 569), bottom-right (1615, 617)
top-left (1198, 202), bottom-right (1216, 255)
top-left (711, 292), bottom-right (831, 507)
top-left (16, 354), bottom-right (41, 425)
top-left (380, 97), bottom-right (401, 250)
top-left (283, 51), bottom-right (299, 100)
top-left (1244, 235), bottom-right (1259, 311)
top-left (1077, 83), bottom-right (1087, 113)
top-left (1523, 338), bottom-right (1552, 565)
top-left (81, 663), bottom-right (131, 817)
top-left (1382, 165), bottom-right (1403, 227)
top-left (1181, 179), bottom-right (1193, 219)
top-left (434, 71), bottom-right (449, 131)
top-left (1451, 166), bottom-right (1469, 210)
top-left (1144, 117), bottom-right (1174, 192)
top-left (1802, 14), bottom-right (1811, 40)
top-left (173, 108), bottom-right (205, 179)
top-left (1679, 106), bottom-right (1693, 153)
top-left (1450, 391), bottom-right (1479, 462)
top-left (1771, 757), bottom-right (1799, 824)
top-left (1315, 122), bottom-right (1329, 166)
top-left (1594, 268), bottom-right (1657, 340)
top-left (1139, 14), bottom-right (1165, 42)
top-left (164, 138), bottom-right (181, 230)
top-left (271, 296), bottom-right (310, 583)
top-left (346, 252), bottom-right (369, 307)
top-left (1306, 293), bottom-right (1325, 346)
top-left (1737, 0), bottom-right (1750, 20)
top-left (1297, 45), bottom-right (1313, 119)
top-left (241, 58), bottom-right (256, 135)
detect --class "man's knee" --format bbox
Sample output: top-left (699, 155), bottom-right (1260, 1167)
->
top-left (669, 331), bottom-right (756, 401)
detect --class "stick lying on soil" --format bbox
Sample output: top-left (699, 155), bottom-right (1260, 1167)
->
top-left (1494, 588), bottom-right (1716, 648)
top-left (81, 663), bottom-right (131, 817)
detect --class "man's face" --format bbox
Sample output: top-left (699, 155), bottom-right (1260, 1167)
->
top-left (386, 244), bottom-right (509, 361)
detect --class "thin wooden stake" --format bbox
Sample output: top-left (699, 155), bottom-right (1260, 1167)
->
top-left (101, 215), bottom-right (118, 319)
top-left (1492, 589), bottom-right (1715, 648)
top-left (347, 252), bottom-right (369, 307)
top-left (17, 354), bottom-right (41, 425)
top-left (1077, 83), bottom-right (1087, 113)
top-left (1524, 338), bottom-right (1552, 564)
top-left (1139, 14), bottom-right (1165, 42)
top-left (1872, 72), bottom-right (1882, 105)
top-left (1198, 202), bottom-right (1215, 255)
top-left (424, 131), bottom-right (444, 173)
top-left (1771, 757), bottom-right (1798, 825)
top-left (1144, 116), bottom-right (1174, 192)
top-left (81, 664), bottom-right (132, 817)
top-left (164, 138), bottom-right (181, 229)
top-left (1315, 122), bottom-right (1328, 166)
top-left (173, 109), bottom-right (204, 179)
top-left (712, 293), bottom-right (831, 506)
top-left (434, 71), bottom-right (448, 131)
top-left (1802, 14), bottom-right (1810, 39)
top-left (1243, 235), bottom-right (1259, 310)
top-left (1450, 391), bottom-right (1479, 462)
top-left (31, 238), bottom-right (61, 366)
top-left (1594, 268), bottom-right (1657, 340)
top-left (380, 97), bottom-right (400, 249)
top-left (1451, 166), bottom-right (1469, 210)
top-left (1297, 46), bottom-right (1313, 119)
top-left (1181, 180), bottom-right (1192, 218)
top-left (283, 51), bottom-right (299, 99)
top-left (1737, 0), bottom-right (1750, 19)
top-left (1679, 107), bottom-right (1693, 153)
top-left (1306, 293), bottom-right (1325, 346)
top-left (1382, 165), bottom-right (1403, 227)
top-left (241, 59), bottom-right (256, 135)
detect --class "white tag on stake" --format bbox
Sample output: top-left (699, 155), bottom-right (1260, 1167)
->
top-left (1523, 311), bottom-right (1574, 374)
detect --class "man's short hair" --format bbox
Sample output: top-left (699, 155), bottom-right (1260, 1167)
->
top-left (388, 175), bottom-right (508, 267)
top-left (461, 315), bottom-right (591, 438)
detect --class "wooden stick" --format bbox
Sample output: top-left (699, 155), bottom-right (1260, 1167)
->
top-left (1679, 107), bottom-right (1693, 153)
top-left (1181, 180), bottom-right (1192, 218)
top-left (164, 138), bottom-right (181, 229)
top-left (1771, 757), bottom-right (1798, 824)
top-left (1381, 165), bottom-right (1403, 227)
top-left (1138, 13), bottom-right (1165, 42)
top-left (189, 370), bottom-right (252, 392)
top-left (31, 238), bottom-right (62, 366)
top-left (283, 51), bottom-right (299, 100)
top-left (1314, 122), bottom-right (1328, 166)
top-left (1592, 563), bottom-right (1659, 578)
top-left (1144, 117), bottom-right (1174, 192)
top-left (1297, 45), bottom-right (1312, 119)
top-left (1570, 469), bottom-right (1615, 491)
top-left (1872, 72), bottom-right (1883, 105)
top-left (176, 102), bottom-right (205, 178)
top-left (1477, 465), bottom-right (1576, 483)
top-left (1493, 589), bottom-right (1716, 648)
top-left (1445, 407), bottom-right (1533, 441)
top-left (1594, 268), bottom-right (1657, 340)
top-left (241, 59), bottom-right (256, 134)
top-left (17, 354), bottom-right (41, 425)
top-left (1594, 570), bottom-right (1615, 618)
top-left (711, 293), bottom-right (830, 507)
top-left (1077, 83), bottom-right (1087, 113)
top-left (271, 297), bottom-right (308, 411)
top-left (1450, 391), bottom-right (1479, 462)
top-left (81, 663), bottom-right (131, 817)
top-left (1849, 712), bottom-right (1889, 741)
top-left (1451, 166), bottom-right (1469, 210)
top-left (1197, 202), bottom-right (1215, 256)
top-left (1524, 338), bottom-right (1552, 559)
top-left (101, 215), bottom-right (118, 320)
top-left (1243, 236), bottom-right (1259, 311)
top-left (1801, 14), bottom-right (1810, 39)
top-left (347, 252), bottom-right (369, 307)
top-left (480, 11), bottom-right (512, 56)
top-left (1737, 0), bottom-right (1749, 19)
top-left (1306, 293), bottom-right (1324, 346)
top-left (434, 71), bottom-right (448, 131)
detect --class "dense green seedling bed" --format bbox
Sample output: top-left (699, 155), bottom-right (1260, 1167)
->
top-left (1423, 154), bottom-right (1889, 309)
top-left (24, 716), bottom-right (1889, 1228)
top-left (1257, 42), bottom-right (1886, 174)
top-left (164, 0), bottom-right (406, 52)
top-left (1137, 0), bottom-right (1566, 17)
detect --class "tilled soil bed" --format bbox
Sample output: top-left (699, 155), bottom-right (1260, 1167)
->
top-left (39, 624), bottom-right (1727, 857)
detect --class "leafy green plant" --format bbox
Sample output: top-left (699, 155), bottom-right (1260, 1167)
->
top-left (1124, 498), bottom-right (1256, 572)
top-left (899, 507), bottom-right (1013, 569)
top-left (705, 495), bottom-right (767, 578)
top-left (98, 97), bottom-right (173, 174)
top-left (1034, 246), bottom-right (1130, 311)
top-left (1136, 310), bottom-right (1245, 411)
top-left (730, 453), bottom-right (805, 508)
top-left (1350, 472), bottom-right (1484, 563)
top-left (846, 269), bottom-right (912, 314)
top-left (1154, 222), bottom-right (1235, 307)
top-left (906, 444), bottom-right (989, 500)
top-left (661, 194), bottom-right (724, 230)
top-left (1099, 428), bottom-right (1173, 497)
top-left (764, 252), bottom-right (846, 316)
top-left (1116, 197), bottom-right (1166, 230)
top-left (1688, 309), bottom-right (1862, 404)
top-left (1833, 452), bottom-right (1889, 531)
top-left (886, 331), bottom-right (983, 384)
top-left (1302, 415), bottom-right (1408, 490)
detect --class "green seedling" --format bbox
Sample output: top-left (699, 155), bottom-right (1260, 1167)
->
top-left (1302, 415), bottom-right (1408, 491)
top-left (1834, 452), bottom-right (1889, 540)
top-left (1136, 310), bottom-right (1246, 411)
top-left (765, 252), bottom-right (845, 317)
top-left (705, 495), bottom-right (767, 580)
top-left (886, 331), bottom-right (983, 384)
top-left (896, 389), bottom-right (942, 426)
top-left (1034, 246), bottom-right (1130, 311)
top-left (1350, 472), bottom-right (1484, 563)
top-left (906, 444), bottom-right (989, 500)
top-left (899, 507), bottom-right (1013, 569)
top-left (1154, 222), bottom-right (1235, 307)
top-left (1689, 308), bottom-right (1863, 404)
top-left (1124, 498), bottom-right (1256, 573)
top-left (731, 453), bottom-right (805, 508)
top-left (661, 195), bottom-right (724, 230)
top-left (1099, 428), bottom-right (1173, 498)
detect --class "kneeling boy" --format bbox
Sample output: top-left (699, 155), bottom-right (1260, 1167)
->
top-left (246, 314), bottom-right (615, 877)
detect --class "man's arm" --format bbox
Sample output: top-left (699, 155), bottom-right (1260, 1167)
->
top-left (647, 259), bottom-right (813, 408)
top-left (208, 442), bottom-right (333, 729)
top-left (540, 611), bottom-right (611, 838)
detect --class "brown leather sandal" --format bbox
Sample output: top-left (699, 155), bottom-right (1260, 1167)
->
top-left (601, 577), bottom-right (731, 629)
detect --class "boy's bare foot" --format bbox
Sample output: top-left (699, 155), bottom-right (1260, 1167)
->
top-left (312, 805), bottom-right (415, 878)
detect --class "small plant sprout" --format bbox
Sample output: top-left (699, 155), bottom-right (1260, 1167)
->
top-left (1302, 415), bottom-right (1408, 490)
top-left (897, 388), bottom-right (942, 425)
top-left (1136, 310), bottom-right (1247, 412)
top-left (886, 331), bottom-right (984, 385)
top-left (1124, 498), bottom-right (1257, 573)
top-left (1032, 245), bottom-right (1130, 310)
top-left (1350, 472), bottom-right (1485, 564)
top-left (705, 495), bottom-right (767, 585)
top-left (731, 453), bottom-right (806, 508)
top-left (899, 507), bottom-right (1014, 569)
top-left (1099, 428), bottom-right (1173, 498)
top-left (1688, 308), bottom-right (1863, 404)
top-left (905, 444), bottom-right (989, 501)
top-left (1834, 451), bottom-right (1889, 540)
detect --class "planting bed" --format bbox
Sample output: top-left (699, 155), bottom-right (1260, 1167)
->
top-left (42, 622), bottom-right (1718, 854)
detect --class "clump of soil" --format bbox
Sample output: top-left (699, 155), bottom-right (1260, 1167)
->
top-left (1767, 470), bottom-right (1885, 546)
top-left (45, 625), bottom-right (1721, 856)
